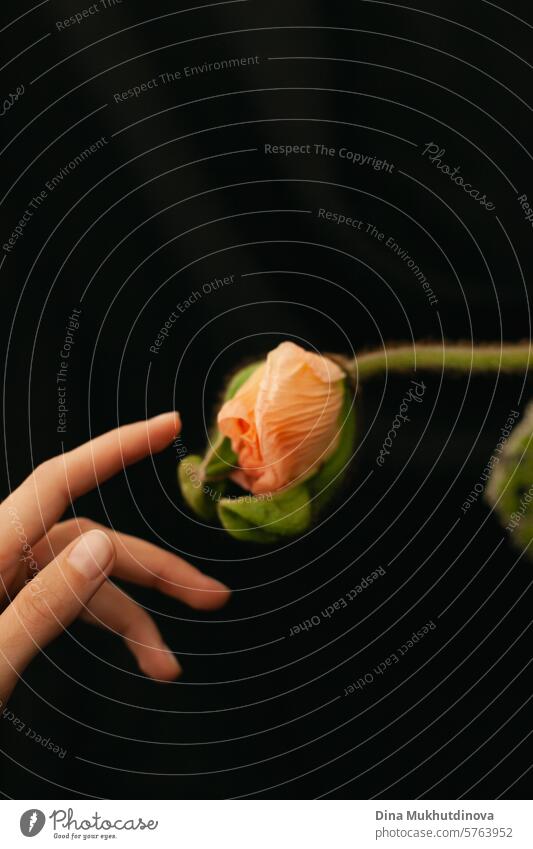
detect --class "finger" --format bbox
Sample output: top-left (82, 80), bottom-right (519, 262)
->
top-left (106, 532), bottom-right (231, 610)
top-left (0, 413), bottom-right (180, 574)
top-left (0, 530), bottom-right (114, 705)
top-left (81, 582), bottom-right (181, 681)
top-left (35, 520), bottom-right (231, 611)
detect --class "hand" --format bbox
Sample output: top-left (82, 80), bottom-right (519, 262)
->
top-left (0, 413), bottom-right (231, 705)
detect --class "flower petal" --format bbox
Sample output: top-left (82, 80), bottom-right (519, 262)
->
top-left (218, 343), bottom-right (345, 494)
top-left (254, 343), bottom-right (344, 492)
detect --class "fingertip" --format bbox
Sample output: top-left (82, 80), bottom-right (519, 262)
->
top-left (207, 583), bottom-right (232, 610)
top-left (171, 411), bottom-right (181, 435)
top-left (165, 657), bottom-right (183, 681)
top-left (188, 578), bottom-right (232, 610)
top-left (146, 412), bottom-right (181, 452)
top-left (164, 648), bottom-right (182, 680)
top-left (152, 411), bottom-right (181, 433)
top-left (139, 649), bottom-right (182, 682)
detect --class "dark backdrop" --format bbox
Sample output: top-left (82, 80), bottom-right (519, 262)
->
top-left (0, 0), bottom-right (532, 798)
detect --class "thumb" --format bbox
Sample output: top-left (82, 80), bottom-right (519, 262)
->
top-left (0, 530), bottom-right (115, 705)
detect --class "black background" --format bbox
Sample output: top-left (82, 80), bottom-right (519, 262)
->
top-left (0, 0), bottom-right (532, 799)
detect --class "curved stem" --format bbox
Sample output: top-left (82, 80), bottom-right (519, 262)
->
top-left (345, 343), bottom-right (531, 382)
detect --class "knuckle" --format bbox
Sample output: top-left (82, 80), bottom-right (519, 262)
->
top-left (33, 458), bottom-right (65, 498)
top-left (18, 581), bottom-right (56, 629)
top-left (152, 572), bottom-right (167, 592)
top-left (36, 456), bottom-right (69, 497)
top-left (34, 458), bottom-right (55, 481)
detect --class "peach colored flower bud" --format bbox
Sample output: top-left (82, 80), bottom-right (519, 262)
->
top-left (217, 341), bottom-right (345, 494)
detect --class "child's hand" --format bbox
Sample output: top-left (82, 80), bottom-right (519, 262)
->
top-left (0, 413), bottom-right (230, 705)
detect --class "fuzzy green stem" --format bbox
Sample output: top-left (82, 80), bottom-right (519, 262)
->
top-left (344, 344), bottom-right (531, 382)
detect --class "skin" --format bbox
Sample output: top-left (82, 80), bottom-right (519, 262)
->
top-left (0, 412), bottom-right (231, 705)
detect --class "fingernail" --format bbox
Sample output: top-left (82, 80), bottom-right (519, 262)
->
top-left (68, 530), bottom-right (114, 580)
top-left (139, 646), bottom-right (182, 681)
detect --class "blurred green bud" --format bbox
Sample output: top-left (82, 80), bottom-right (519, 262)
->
top-left (486, 404), bottom-right (533, 554)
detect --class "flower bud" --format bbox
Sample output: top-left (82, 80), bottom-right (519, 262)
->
top-left (178, 342), bottom-right (356, 542)
top-left (218, 342), bottom-right (346, 493)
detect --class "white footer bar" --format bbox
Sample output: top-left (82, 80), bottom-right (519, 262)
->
top-left (2, 799), bottom-right (531, 848)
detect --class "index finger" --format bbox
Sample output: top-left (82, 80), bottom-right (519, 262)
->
top-left (0, 412), bottom-right (180, 573)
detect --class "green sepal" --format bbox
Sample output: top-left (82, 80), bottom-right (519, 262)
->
top-left (217, 485), bottom-right (312, 544)
top-left (178, 455), bottom-right (226, 522)
top-left (201, 435), bottom-right (237, 480)
top-left (223, 361), bottom-right (262, 400)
